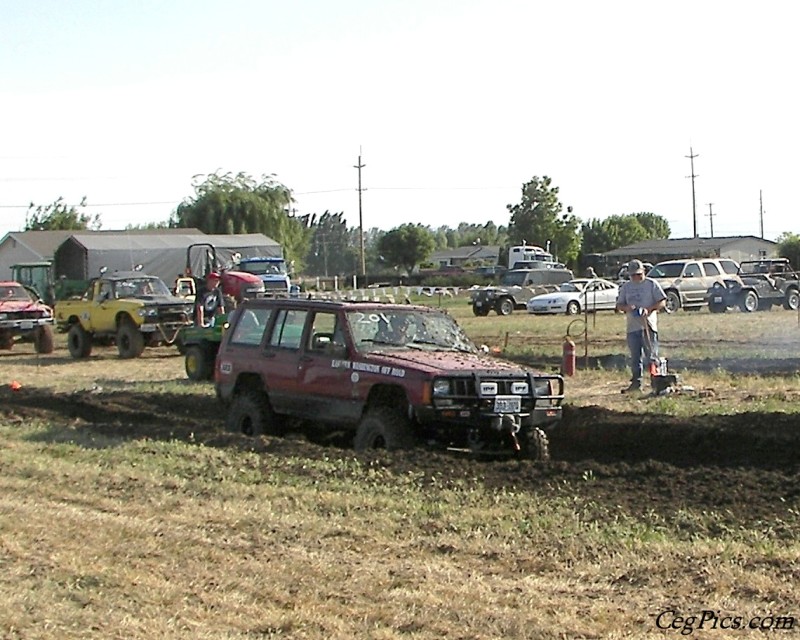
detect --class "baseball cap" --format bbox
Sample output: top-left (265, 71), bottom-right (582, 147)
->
top-left (628, 259), bottom-right (645, 275)
top-left (206, 271), bottom-right (221, 281)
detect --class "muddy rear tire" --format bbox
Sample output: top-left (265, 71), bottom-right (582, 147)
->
top-left (354, 407), bottom-right (416, 451)
top-left (226, 389), bottom-right (282, 437)
top-left (34, 325), bottom-right (55, 354)
top-left (67, 324), bottom-right (92, 358)
top-left (664, 291), bottom-right (681, 313)
top-left (117, 321), bottom-right (145, 359)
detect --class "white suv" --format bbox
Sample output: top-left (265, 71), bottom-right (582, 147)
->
top-left (647, 258), bottom-right (740, 313)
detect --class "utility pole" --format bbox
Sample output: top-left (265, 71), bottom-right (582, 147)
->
top-left (759, 190), bottom-right (765, 239)
top-left (353, 151), bottom-right (366, 280)
top-left (706, 203), bottom-right (715, 238)
top-left (686, 147), bottom-right (699, 238)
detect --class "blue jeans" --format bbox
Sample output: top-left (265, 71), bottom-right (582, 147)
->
top-left (627, 329), bottom-right (659, 385)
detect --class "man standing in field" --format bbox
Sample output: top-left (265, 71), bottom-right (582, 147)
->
top-left (615, 259), bottom-right (667, 393)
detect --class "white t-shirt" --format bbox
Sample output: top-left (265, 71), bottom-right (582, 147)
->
top-left (616, 278), bottom-right (667, 333)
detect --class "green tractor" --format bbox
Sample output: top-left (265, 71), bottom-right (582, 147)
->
top-left (11, 262), bottom-right (89, 306)
top-left (179, 311), bottom-right (230, 381)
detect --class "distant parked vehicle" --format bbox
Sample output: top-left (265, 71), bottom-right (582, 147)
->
top-left (647, 258), bottom-right (740, 313)
top-left (706, 258), bottom-right (800, 313)
top-left (526, 278), bottom-right (619, 315)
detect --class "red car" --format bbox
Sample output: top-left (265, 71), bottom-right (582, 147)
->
top-left (0, 281), bottom-right (55, 353)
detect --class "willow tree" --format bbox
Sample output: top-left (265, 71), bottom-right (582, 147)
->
top-left (171, 172), bottom-right (310, 267)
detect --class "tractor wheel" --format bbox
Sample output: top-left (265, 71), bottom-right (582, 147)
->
top-left (495, 297), bottom-right (514, 316)
top-left (226, 389), bottom-right (282, 437)
top-left (519, 427), bottom-right (550, 462)
top-left (739, 291), bottom-right (758, 313)
top-left (185, 345), bottom-right (214, 381)
top-left (565, 300), bottom-right (581, 316)
top-left (116, 321), bottom-right (145, 359)
top-left (67, 324), bottom-right (92, 359)
top-left (354, 407), bottom-right (416, 451)
top-left (664, 291), bottom-right (681, 314)
top-left (34, 325), bottom-right (55, 354)
top-left (784, 289), bottom-right (800, 311)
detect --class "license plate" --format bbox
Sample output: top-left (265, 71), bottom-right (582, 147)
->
top-left (475, 301), bottom-right (483, 307)
top-left (494, 395), bottom-right (521, 413)
top-left (713, 296), bottom-right (722, 303)
top-left (20, 321), bottom-right (33, 329)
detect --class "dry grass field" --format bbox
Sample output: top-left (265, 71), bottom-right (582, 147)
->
top-left (2, 298), bottom-right (800, 639)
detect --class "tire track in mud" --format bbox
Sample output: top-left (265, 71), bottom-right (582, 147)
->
top-left (3, 387), bottom-right (799, 528)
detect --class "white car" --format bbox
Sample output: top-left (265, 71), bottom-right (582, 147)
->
top-left (526, 278), bottom-right (620, 315)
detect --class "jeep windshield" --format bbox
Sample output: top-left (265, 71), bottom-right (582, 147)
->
top-left (113, 277), bottom-right (172, 298)
top-left (347, 308), bottom-right (477, 353)
top-left (649, 263), bottom-right (685, 278)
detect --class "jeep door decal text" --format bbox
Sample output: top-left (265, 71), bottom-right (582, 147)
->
top-left (331, 359), bottom-right (406, 378)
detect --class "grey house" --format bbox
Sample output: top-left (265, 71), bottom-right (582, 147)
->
top-left (603, 236), bottom-right (778, 269)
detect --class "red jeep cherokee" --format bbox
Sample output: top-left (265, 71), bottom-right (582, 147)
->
top-left (215, 298), bottom-right (564, 460)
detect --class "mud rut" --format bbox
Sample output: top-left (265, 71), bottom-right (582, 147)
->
top-left (2, 386), bottom-right (799, 530)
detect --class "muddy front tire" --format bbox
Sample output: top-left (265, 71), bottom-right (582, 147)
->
top-left (784, 289), bottom-right (800, 311)
top-left (739, 290), bottom-right (758, 313)
top-left (495, 297), bottom-right (514, 316)
top-left (34, 325), bottom-right (55, 354)
top-left (664, 290), bottom-right (681, 314)
top-left (519, 427), bottom-right (550, 462)
top-left (117, 321), bottom-right (145, 359)
top-left (67, 324), bottom-right (92, 358)
top-left (226, 389), bottom-right (282, 437)
top-left (354, 407), bottom-right (416, 451)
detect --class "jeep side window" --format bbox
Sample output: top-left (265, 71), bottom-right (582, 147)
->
top-left (230, 308), bottom-right (272, 346)
top-left (269, 309), bottom-right (308, 350)
top-left (307, 311), bottom-right (341, 352)
top-left (683, 264), bottom-right (702, 278)
top-left (702, 262), bottom-right (721, 277)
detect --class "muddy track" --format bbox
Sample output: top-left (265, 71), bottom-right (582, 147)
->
top-left (2, 387), bottom-right (799, 529)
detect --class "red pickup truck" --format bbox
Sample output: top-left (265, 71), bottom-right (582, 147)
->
top-left (214, 297), bottom-right (564, 459)
top-left (0, 280), bottom-right (55, 353)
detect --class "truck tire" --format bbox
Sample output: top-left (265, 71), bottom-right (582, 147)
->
top-left (664, 290), bottom-right (681, 314)
top-left (495, 297), bottom-right (514, 316)
top-left (117, 320), bottom-right (145, 359)
top-left (185, 345), bottom-right (214, 381)
top-left (784, 289), bottom-right (800, 311)
top-left (519, 427), bottom-right (550, 462)
top-left (34, 325), bottom-right (55, 354)
top-left (354, 407), bottom-right (416, 451)
top-left (226, 389), bottom-right (282, 436)
top-left (67, 324), bottom-right (92, 359)
top-left (739, 290), bottom-right (758, 313)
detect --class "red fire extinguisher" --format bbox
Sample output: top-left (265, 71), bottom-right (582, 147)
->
top-left (562, 335), bottom-right (576, 377)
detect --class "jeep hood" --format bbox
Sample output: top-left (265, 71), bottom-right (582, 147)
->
top-left (361, 350), bottom-right (530, 375)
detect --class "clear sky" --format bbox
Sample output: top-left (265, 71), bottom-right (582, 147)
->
top-left (1, 0), bottom-right (796, 242)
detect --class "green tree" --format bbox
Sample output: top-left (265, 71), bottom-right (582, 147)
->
top-left (304, 211), bottom-right (358, 277)
top-left (171, 171), bottom-right (310, 268)
top-left (507, 176), bottom-right (580, 266)
top-left (377, 224), bottom-right (435, 274)
top-left (777, 232), bottom-right (800, 266)
top-left (581, 212), bottom-right (671, 254)
top-left (25, 197), bottom-right (101, 231)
